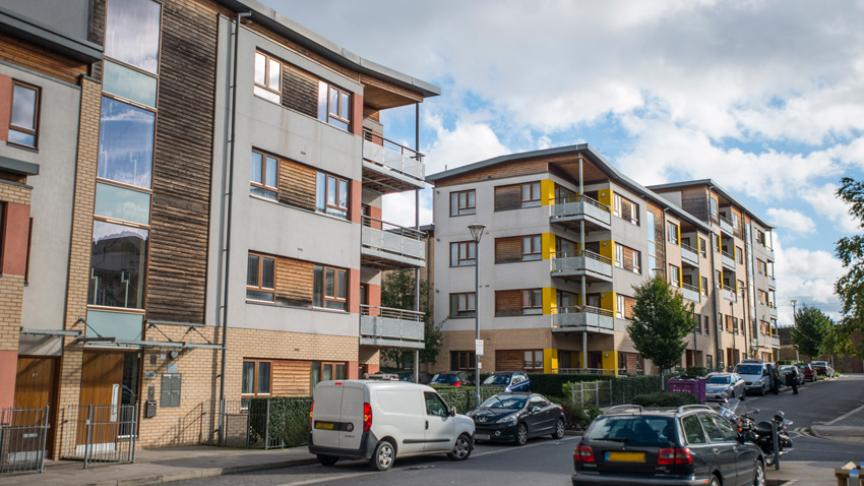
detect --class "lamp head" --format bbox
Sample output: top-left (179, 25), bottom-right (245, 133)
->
top-left (468, 224), bottom-right (485, 242)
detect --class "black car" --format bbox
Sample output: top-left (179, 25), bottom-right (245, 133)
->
top-left (430, 371), bottom-right (473, 387)
top-left (572, 404), bottom-right (765, 486)
top-left (467, 393), bottom-right (566, 445)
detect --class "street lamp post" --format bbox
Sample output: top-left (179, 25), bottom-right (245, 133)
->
top-left (468, 224), bottom-right (485, 408)
top-left (791, 299), bottom-right (799, 362)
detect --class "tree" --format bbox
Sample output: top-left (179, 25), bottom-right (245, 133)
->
top-left (628, 277), bottom-right (696, 382)
top-left (835, 177), bottom-right (864, 359)
top-left (378, 269), bottom-right (441, 369)
top-left (791, 305), bottom-right (832, 359)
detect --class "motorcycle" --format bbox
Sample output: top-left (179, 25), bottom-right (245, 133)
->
top-left (719, 402), bottom-right (794, 466)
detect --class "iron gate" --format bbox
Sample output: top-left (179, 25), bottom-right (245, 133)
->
top-left (0, 406), bottom-right (50, 475)
top-left (58, 404), bottom-right (137, 468)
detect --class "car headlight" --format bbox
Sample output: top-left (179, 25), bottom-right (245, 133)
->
top-left (496, 414), bottom-right (518, 425)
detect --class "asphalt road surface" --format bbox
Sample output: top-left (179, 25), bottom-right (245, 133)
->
top-left (173, 375), bottom-right (864, 486)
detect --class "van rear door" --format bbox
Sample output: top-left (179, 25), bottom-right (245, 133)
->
top-left (339, 385), bottom-right (365, 451)
top-left (311, 383), bottom-right (343, 449)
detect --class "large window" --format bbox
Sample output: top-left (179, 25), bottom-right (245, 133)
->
top-left (246, 252), bottom-right (275, 302)
top-left (450, 241), bottom-right (476, 267)
top-left (88, 221), bottom-right (148, 309)
top-left (614, 243), bottom-right (641, 274)
top-left (616, 294), bottom-right (636, 319)
top-left (495, 182), bottom-right (542, 211)
top-left (669, 264), bottom-right (680, 287)
top-left (613, 193), bottom-right (640, 225)
top-left (105, 0), bottom-right (161, 73)
top-left (450, 190), bottom-right (476, 216)
top-left (241, 360), bottom-right (272, 397)
top-left (311, 361), bottom-right (348, 385)
top-left (523, 350), bottom-right (543, 370)
top-left (521, 181), bottom-right (541, 207)
top-left (317, 81), bottom-right (351, 131)
top-left (313, 265), bottom-right (348, 311)
top-left (316, 172), bottom-right (349, 218)
top-left (667, 222), bottom-right (679, 245)
top-left (521, 235), bottom-right (542, 261)
top-left (449, 292), bottom-right (476, 318)
top-left (8, 81), bottom-right (39, 148)
top-left (450, 351), bottom-right (475, 371)
top-left (254, 51), bottom-right (282, 103)
top-left (250, 151), bottom-right (278, 199)
top-left (97, 97), bottom-right (156, 188)
top-left (522, 289), bottom-right (542, 315)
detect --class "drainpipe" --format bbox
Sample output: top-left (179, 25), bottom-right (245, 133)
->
top-left (218, 10), bottom-right (251, 445)
top-left (707, 190), bottom-right (722, 371)
top-left (413, 102), bottom-right (421, 383)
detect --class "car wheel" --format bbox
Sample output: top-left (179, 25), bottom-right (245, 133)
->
top-left (551, 418), bottom-right (566, 439)
top-left (710, 474), bottom-right (721, 486)
top-left (371, 440), bottom-right (396, 471)
top-left (753, 459), bottom-right (765, 486)
top-left (448, 433), bottom-right (473, 461)
top-left (515, 423), bottom-right (529, 446)
top-left (317, 454), bottom-right (338, 466)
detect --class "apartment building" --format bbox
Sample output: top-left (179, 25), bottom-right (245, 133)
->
top-left (427, 145), bottom-right (778, 376)
top-left (1, 0), bottom-right (436, 457)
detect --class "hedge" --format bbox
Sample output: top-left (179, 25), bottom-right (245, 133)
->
top-left (631, 392), bottom-right (698, 407)
top-left (528, 373), bottom-right (617, 397)
top-left (249, 397), bottom-right (312, 448)
top-left (434, 386), bottom-right (504, 413)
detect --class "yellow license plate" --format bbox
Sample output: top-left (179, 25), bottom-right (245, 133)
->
top-left (606, 452), bottom-right (646, 463)
top-left (314, 421), bottom-right (336, 430)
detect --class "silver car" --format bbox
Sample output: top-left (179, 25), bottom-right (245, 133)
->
top-left (705, 372), bottom-right (746, 401)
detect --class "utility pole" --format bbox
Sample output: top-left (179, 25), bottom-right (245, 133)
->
top-left (791, 299), bottom-right (799, 362)
top-left (468, 224), bottom-right (485, 408)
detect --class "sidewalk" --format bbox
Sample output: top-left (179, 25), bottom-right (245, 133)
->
top-left (0, 445), bottom-right (317, 486)
top-left (766, 460), bottom-right (840, 486)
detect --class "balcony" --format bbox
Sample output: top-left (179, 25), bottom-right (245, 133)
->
top-left (681, 283), bottom-right (700, 302)
top-left (552, 306), bottom-right (615, 334)
top-left (767, 302), bottom-right (778, 317)
top-left (721, 250), bottom-right (736, 269)
top-left (551, 251), bottom-right (613, 282)
top-left (361, 216), bottom-right (426, 269)
top-left (719, 215), bottom-right (734, 236)
top-left (681, 243), bottom-right (699, 265)
top-left (721, 286), bottom-right (737, 302)
top-left (360, 305), bottom-right (424, 349)
top-left (362, 128), bottom-right (425, 193)
top-left (550, 195), bottom-right (612, 231)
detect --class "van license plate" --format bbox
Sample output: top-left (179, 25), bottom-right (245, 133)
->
top-left (314, 421), bottom-right (336, 430)
top-left (605, 452), bottom-right (645, 463)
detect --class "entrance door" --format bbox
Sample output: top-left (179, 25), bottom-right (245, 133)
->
top-left (14, 357), bottom-right (57, 457)
top-left (77, 352), bottom-right (124, 446)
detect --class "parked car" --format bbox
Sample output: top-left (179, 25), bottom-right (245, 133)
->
top-left (482, 371), bottom-right (531, 392)
top-left (734, 361), bottom-right (772, 396)
top-left (430, 371), bottom-right (473, 387)
top-left (811, 361), bottom-right (835, 378)
top-left (780, 365), bottom-right (805, 386)
top-left (572, 404), bottom-right (765, 486)
top-left (467, 392), bottom-right (565, 445)
top-left (365, 372), bottom-right (400, 381)
top-left (795, 363), bottom-right (815, 382)
top-left (309, 380), bottom-right (475, 471)
top-left (704, 372), bottom-right (746, 401)
top-left (397, 370), bottom-right (432, 384)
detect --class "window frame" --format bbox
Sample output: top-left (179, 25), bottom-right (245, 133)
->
top-left (253, 50), bottom-right (282, 103)
top-left (241, 359), bottom-right (272, 399)
top-left (250, 149), bottom-right (278, 199)
top-left (314, 264), bottom-right (349, 311)
top-left (246, 252), bottom-right (276, 302)
top-left (450, 189), bottom-right (476, 216)
top-left (521, 181), bottom-right (542, 207)
top-left (521, 289), bottom-right (542, 315)
top-left (8, 80), bottom-right (40, 149)
top-left (613, 193), bottom-right (640, 225)
top-left (669, 264), bottom-right (680, 287)
top-left (522, 350), bottom-right (544, 371)
top-left (450, 241), bottom-right (477, 267)
top-left (318, 81), bottom-right (352, 130)
top-left (521, 234), bottom-right (542, 261)
top-left (317, 171), bottom-right (350, 218)
top-left (449, 292), bottom-right (476, 318)
top-left (667, 222), bottom-right (679, 245)
top-left (450, 351), bottom-right (476, 371)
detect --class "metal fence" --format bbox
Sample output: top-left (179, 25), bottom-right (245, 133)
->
top-left (58, 404), bottom-right (137, 468)
top-left (0, 407), bottom-right (50, 475)
top-left (220, 400), bottom-right (291, 449)
top-left (567, 377), bottom-right (662, 408)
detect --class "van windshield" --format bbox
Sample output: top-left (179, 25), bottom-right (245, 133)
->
top-left (735, 364), bottom-right (763, 375)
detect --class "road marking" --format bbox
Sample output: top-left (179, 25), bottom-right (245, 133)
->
top-left (824, 403), bottom-right (864, 426)
top-left (276, 471), bottom-right (379, 486)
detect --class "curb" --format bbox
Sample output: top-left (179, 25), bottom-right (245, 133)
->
top-left (97, 457), bottom-right (319, 486)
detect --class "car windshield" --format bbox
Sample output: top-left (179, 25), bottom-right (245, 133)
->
top-left (707, 376), bottom-right (731, 384)
top-left (735, 364), bottom-right (763, 375)
top-left (431, 374), bottom-right (458, 384)
top-left (586, 416), bottom-right (677, 446)
top-left (479, 395), bottom-right (527, 410)
top-left (483, 374), bottom-right (511, 386)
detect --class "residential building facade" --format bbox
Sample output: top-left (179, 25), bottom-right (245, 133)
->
top-left (427, 145), bottom-right (779, 376)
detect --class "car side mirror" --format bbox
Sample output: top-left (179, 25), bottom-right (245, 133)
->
top-left (449, 407), bottom-right (456, 417)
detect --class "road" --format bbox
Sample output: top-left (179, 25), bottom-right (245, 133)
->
top-left (173, 375), bottom-right (864, 486)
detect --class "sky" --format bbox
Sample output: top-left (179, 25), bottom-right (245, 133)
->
top-left (261, 0), bottom-right (864, 325)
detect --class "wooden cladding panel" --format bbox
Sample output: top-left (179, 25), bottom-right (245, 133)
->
top-left (495, 236), bottom-right (522, 263)
top-left (680, 187), bottom-right (709, 222)
top-left (495, 290), bottom-right (523, 316)
top-left (145, 0), bottom-right (219, 323)
top-left (0, 34), bottom-right (87, 85)
top-left (621, 295), bottom-right (636, 320)
top-left (274, 257), bottom-right (314, 307)
top-left (281, 66), bottom-right (318, 118)
top-left (271, 360), bottom-right (312, 396)
top-left (435, 159), bottom-right (549, 187)
top-left (495, 350), bottom-right (523, 372)
top-left (278, 159), bottom-right (316, 211)
top-left (494, 185), bottom-right (521, 211)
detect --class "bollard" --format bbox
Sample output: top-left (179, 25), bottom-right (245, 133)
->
top-left (772, 420), bottom-right (780, 470)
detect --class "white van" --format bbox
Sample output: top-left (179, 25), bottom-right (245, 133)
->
top-left (308, 380), bottom-right (475, 471)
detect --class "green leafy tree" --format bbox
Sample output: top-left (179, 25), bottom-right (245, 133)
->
top-left (378, 270), bottom-right (441, 369)
top-left (628, 277), bottom-right (696, 382)
top-left (791, 305), bottom-right (832, 359)
top-left (835, 177), bottom-right (864, 359)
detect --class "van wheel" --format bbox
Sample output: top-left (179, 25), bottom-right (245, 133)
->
top-left (753, 459), bottom-right (765, 486)
top-left (551, 418), bottom-right (565, 439)
top-left (317, 454), bottom-right (338, 466)
top-left (448, 433), bottom-right (473, 461)
top-left (710, 474), bottom-right (721, 486)
top-left (371, 439), bottom-right (395, 471)
top-left (515, 423), bottom-right (529, 446)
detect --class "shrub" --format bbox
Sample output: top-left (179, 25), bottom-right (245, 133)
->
top-left (434, 386), bottom-right (504, 413)
top-left (528, 373), bottom-right (615, 397)
top-left (631, 392), bottom-right (698, 407)
top-left (249, 397), bottom-right (312, 448)
top-left (549, 395), bottom-right (600, 431)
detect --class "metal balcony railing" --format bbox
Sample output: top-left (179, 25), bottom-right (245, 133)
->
top-left (721, 285), bottom-right (737, 302)
top-left (551, 250), bottom-right (614, 280)
top-left (361, 215), bottom-right (425, 264)
top-left (359, 305), bottom-right (424, 349)
top-left (552, 305), bottom-right (615, 332)
top-left (721, 250), bottom-right (736, 268)
top-left (551, 195), bottom-right (612, 227)
top-left (681, 283), bottom-right (700, 302)
top-left (362, 128), bottom-right (425, 182)
top-left (681, 243), bottom-right (699, 265)
top-left (719, 214), bottom-right (734, 235)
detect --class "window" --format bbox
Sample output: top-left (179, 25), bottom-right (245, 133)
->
top-left (556, 237), bottom-right (578, 257)
top-left (313, 265), bottom-right (348, 311)
top-left (250, 150), bottom-right (278, 199)
top-left (706, 354), bottom-right (713, 369)
top-left (241, 360), bottom-right (272, 398)
top-left (450, 241), bottom-right (476, 267)
top-left (97, 97), bottom-right (156, 188)
top-left (701, 276), bottom-right (709, 295)
top-left (311, 361), bottom-right (347, 385)
top-left (246, 252), bottom-right (275, 301)
top-left (105, 0), bottom-right (161, 73)
top-left (450, 292), bottom-right (476, 318)
top-left (682, 415), bottom-right (707, 444)
top-left (756, 259), bottom-right (766, 275)
top-left (737, 279), bottom-right (746, 297)
top-left (522, 235), bottom-right (542, 261)
top-left (709, 197), bottom-right (719, 221)
top-left (316, 172), bottom-right (349, 218)
top-left (253, 51), bottom-right (281, 103)
top-left (699, 237), bottom-right (707, 257)
top-left (616, 295), bottom-right (624, 318)
top-left (89, 221), bottom-right (148, 309)
top-left (317, 81), bottom-right (351, 130)
top-left (614, 294), bottom-right (635, 319)
top-left (713, 234), bottom-right (721, 252)
top-left (450, 190), bottom-right (476, 216)
top-left (667, 222), bottom-right (679, 245)
top-left (424, 392), bottom-right (450, 417)
top-left (758, 289), bottom-right (769, 305)
top-left (522, 289), bottom-right (542, 315)
top-left (8, 81), bottom-right (39, 148)
top-left (521, 181), bottom-right (541, 207)
top-left (614, 243), bottom-right (641, 273)
top-left (703, 315), bottom-right (710, 334)
top-left (613, 193), bottom-right (640, 225)
top-left (523, 350), bottom-right (543, 370)
top-left (450, 351), bottom-right (475, 370)
top-left (767, 260), bottom-right (774, 278)
top-left (669, 264), bottom-right (680, 287)
top-left (736, 246), bottom-right (744, 264)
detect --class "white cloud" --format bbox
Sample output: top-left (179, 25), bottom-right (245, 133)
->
top-left (422, 115), bottom-right (510, 175)
top-left (773, 238), bottom-right (845, 324)
top-left (382, 190), bottom-right (432, 228)
top-left (765, 208), bottom-right (816, 234)
top-left (801, 183), bottom-right (860, 234)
